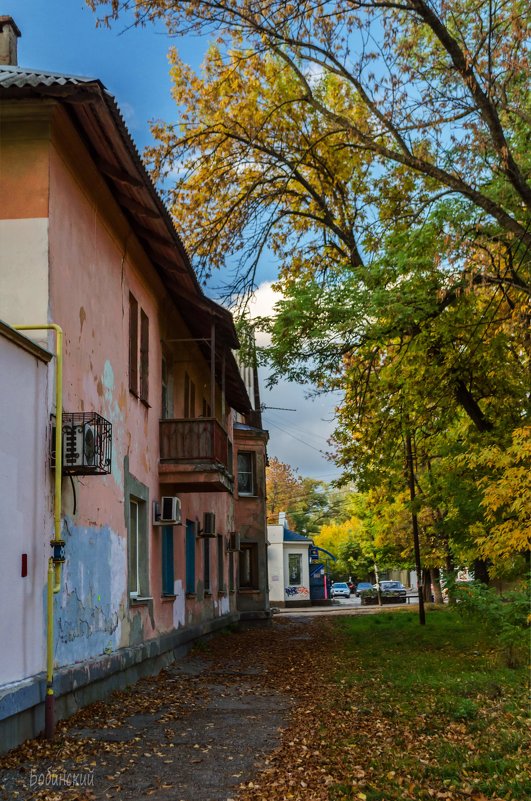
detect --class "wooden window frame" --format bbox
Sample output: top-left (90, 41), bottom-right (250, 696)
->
top-left (239, 543), bottom-right (259, 590)
top-left (129, 293), bottom-right (139, 396)
top-left (237, 451), bottom-right (255, 496)
top-left (140, 308), bottom-right (149, 404)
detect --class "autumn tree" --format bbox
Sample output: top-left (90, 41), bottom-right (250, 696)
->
top-left (265, 457), bottom-right (302, 527)
top-left (89, 0), bottom-right (529, 430)
top-left (266, 457), bottom-right (340, 534)
top-left (89, 0), bottom-right (530, 570)
top-left (90, 1), bottom-right (530, 272)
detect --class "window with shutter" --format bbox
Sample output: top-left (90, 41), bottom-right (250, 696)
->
top-left (129, 293), bottom-right (138, 395)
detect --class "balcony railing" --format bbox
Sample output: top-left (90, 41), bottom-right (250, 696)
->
top-left (160, 418), bottom-right (230, 470)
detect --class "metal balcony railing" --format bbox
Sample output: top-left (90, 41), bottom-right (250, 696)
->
top-left (159, 418), bottom-right (230, 470)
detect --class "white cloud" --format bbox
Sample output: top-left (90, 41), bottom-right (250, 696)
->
top-left (246, 280), bottom-right (281, 346)
top-left (247, 282), bottom-right (342, 480)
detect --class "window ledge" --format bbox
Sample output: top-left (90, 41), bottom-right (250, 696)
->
top-left (161, 594), bottom-right (176, 602)
top-left (238, 587), bottom-right (260, 594)
top-left (185, 592), bottom-right (196, 599)
top-left (218, 590), bottom-right (227, 597)
top-left (130, 596), bottom-right (153, 606)
top-left (204, 590), bottom-right (212, 596)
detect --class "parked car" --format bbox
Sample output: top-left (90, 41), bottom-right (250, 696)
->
top-left (330, 582), bottom-right (351, 599)
top-left (377, 580), bottom-right (407, 602)
top-left (355, 581), bottom-right (374, 597)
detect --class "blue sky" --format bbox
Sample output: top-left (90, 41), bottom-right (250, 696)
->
top-left (5, 1), bottom-right (196, 152)
top-left (4, 0), bottom-right (342, 482)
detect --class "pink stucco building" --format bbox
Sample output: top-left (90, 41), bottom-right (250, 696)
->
top-left (0, 17), bottom-right (269, 752)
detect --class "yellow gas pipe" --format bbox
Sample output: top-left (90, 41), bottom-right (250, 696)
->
top-left (14, 324), bottom-right (63, 739)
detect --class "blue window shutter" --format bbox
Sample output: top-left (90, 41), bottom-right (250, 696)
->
top-left (186, 521), bottom-right (196, 594)
top-left (162, 526), bottom-right (174, 595)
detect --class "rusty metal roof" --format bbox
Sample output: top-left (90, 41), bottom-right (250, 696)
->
top-left (0, 64), bottom-right (251, 413)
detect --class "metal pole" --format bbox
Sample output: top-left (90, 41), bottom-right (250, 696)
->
top-left (374, 562), bottom-right (382, 607)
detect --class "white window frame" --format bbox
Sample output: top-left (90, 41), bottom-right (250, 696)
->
top-left (129, 498), bottom-right (140, 597)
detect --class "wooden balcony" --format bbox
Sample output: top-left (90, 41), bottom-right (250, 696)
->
top-left (159, 418), bottom-right (233, 492)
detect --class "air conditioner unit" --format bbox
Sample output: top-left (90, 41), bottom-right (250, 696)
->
top-left (198, 512), bottom-right (216, 537)
top-left (227, 531), bottom-right (241, 552)
top-left (53, 412), bottom-right (112, 476)
top-left (153, 496), bottom-right (181, 525)
top-left (63, 422), bottom-right (96, 469)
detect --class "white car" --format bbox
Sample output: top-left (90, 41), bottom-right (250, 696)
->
top-left (330, 582), bottom-right (351, 599)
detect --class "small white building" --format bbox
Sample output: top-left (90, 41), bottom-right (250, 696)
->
top-left (267, 515), bottom-right (312, 607)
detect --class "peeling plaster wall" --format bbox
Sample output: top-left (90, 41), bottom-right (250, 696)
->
top-left (46, 112), bottom-right (239, 661)
top-left (47, 122), bottom-right (153, 660)
top-left (54, 522), bottom-right (127, 667)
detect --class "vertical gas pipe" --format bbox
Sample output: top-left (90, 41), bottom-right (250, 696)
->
top-left (14, 324), bottom-right (64, 737)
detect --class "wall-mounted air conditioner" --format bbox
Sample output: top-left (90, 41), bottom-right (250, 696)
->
top-left (63, 422), bottom-right (96, 468)
top-left (54, 412), bottom-right (112, 476)
top-left (227, 531), bottom-right (241, 552)
top-left (153, 496), bottom-right (182, 525)
top-left (197, 512), bottom-right (216, 537)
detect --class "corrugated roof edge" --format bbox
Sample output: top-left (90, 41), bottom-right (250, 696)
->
top-left (0, 63), bottom-right (97, 84)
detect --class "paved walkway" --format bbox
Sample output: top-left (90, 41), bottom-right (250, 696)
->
top-left (0, 617), bottom-right (335, 801)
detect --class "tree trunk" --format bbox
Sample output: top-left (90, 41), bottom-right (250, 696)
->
top-left (430, 567), bottom-right (444, 604)
top-left (406, 431), bottom-right (426, 625)
top-left (422, 570), bottom-right (432, 602)
top-left (473, 558), bottom-right (490, 585)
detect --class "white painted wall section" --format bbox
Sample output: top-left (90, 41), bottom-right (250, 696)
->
top-left (0, 218), bottom-right (49, 340)
top-left (0, 328), bottom-right (51, 685)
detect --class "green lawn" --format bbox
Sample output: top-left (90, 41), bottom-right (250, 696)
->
top-left (327, 609), bottom-right (529, 801)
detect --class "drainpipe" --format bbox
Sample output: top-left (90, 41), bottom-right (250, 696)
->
top-left (14, 324), bottom-right (64, 739)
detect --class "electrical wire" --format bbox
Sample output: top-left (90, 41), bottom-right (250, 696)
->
top-left (262, 415), bottom-right (328, 454)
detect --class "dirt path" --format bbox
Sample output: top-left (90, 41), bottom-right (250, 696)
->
top-left (0, 617), bottom-right (339, 801)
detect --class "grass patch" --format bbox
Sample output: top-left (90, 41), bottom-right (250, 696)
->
top-left (328, 609), bottom-right (529, 800)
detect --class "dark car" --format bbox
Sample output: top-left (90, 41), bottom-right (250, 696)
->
top-left (377, 580), bottom-right (407, 602)
top-left (355, 581), bottom-right (374, 597)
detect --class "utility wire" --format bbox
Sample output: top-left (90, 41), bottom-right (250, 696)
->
top-left (263, 415), bottom-right (328, 454)
top-left (263, 411), bottom-right (333, 445)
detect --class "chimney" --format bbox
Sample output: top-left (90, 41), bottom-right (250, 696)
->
top-left (0, 16), bottom-right (21, 66)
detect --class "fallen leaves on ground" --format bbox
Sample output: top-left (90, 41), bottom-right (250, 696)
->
top-left (0, 615), bottom-right (528, 801)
